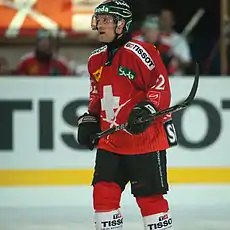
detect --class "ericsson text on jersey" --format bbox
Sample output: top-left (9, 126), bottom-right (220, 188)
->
top-left (125, 42), bottom-right (155, 70)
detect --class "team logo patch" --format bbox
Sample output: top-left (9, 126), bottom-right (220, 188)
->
top-left (28, 64), bottom-right (39, 74)
top-left (118, 66), bottom-right (136, 80)
top-left (163, 119), bottom-right (178, 147)
top-left (147, 213), bottom-right (173, 230)
top-left (93, 66), bottom-right (103, 82)
top-left (124, 42), bottom-right (155, 70)
top-left (95, 5), bottom-right (109, 13)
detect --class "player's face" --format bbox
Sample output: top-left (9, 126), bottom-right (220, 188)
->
top-left (96, 14), bottom-right (117, 43)
top-left (160, 10), bottom-right (174, 31)
top-left (36, 38), bottom-right (54, 54)
top-left (142, 28), bottom-right (160, 44)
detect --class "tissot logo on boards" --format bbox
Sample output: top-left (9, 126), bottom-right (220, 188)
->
top-left (0, 94), bottom-right (229, 151)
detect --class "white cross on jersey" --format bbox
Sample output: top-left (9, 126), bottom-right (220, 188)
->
top-left (101, 85), bottom-right (120, 120)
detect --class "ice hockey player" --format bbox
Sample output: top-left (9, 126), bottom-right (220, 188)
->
top-left (77, 0), bottom-right (178, 229)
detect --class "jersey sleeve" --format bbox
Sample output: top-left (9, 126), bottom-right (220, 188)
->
top-left (16, 59), bottom-right (27, 75)
top-left (139, 44), bottom-right (171, 111)
top-left (59, 63), bottom-right (72, 75)
top-left (173, 36), bottom-right (191, 63)
top-left (88, 60), bottom-right (101, 116)
top-left (56, 56), bottom-right (72, 75)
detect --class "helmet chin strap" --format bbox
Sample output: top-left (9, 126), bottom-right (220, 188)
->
top-left (106, 31), bottom-right (122, 46)
top-left (110, 20), bottom-right (123, 43)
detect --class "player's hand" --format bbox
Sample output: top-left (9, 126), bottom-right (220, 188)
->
top-left (126, 101), bottom-right (157, 135)
top-left (77, 113), bottom-right (100, 150)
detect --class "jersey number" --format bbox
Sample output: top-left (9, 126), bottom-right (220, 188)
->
top-left (155, 74), bottom-right (165, 90)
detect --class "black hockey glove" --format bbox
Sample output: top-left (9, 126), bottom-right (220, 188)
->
top-left (77, 113), bottom-right (100, 150)
top-left (126, 101), bottom-right (157, 135)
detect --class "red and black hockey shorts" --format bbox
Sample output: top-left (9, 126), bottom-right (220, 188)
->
top-left (92, 149), bottom-right (169, 197)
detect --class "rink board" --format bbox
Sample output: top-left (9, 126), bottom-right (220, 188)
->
top-left (1, 168), bottom-right (230, 186)
top-left (0, 77), bottom-right (230, 185)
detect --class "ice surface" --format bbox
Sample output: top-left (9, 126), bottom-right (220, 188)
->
top-left (0, 185), bottom-right (230, 230)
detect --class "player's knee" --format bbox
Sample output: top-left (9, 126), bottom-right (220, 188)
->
top-left (136, 194), bottom-right (169, 217)
top-left (93, 182), bottom-right (122, 212)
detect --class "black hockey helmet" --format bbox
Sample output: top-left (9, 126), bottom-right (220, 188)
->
top-left (91, 0), bottom-right (132, 33)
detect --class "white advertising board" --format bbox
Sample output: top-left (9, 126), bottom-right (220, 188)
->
top-left (0, 77), bottom-right (229, 168)
top-left (0, 77), bottom-right (229, 185)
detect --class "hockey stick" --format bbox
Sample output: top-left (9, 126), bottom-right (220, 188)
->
top-left (93, 62), bottom-right (199, 141)
top-left (181, 8), bottom-right (205, 38)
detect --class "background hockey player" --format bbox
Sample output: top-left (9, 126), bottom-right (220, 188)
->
top-left (16, 29), bottom-right (71, 76)
top-left (77, 0), bottom-right (178, 229)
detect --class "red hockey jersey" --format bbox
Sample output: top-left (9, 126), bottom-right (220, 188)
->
top-left (16, 52), bottom-right (71, 76)
top-left (88, 40), bottom-right (176, 154)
